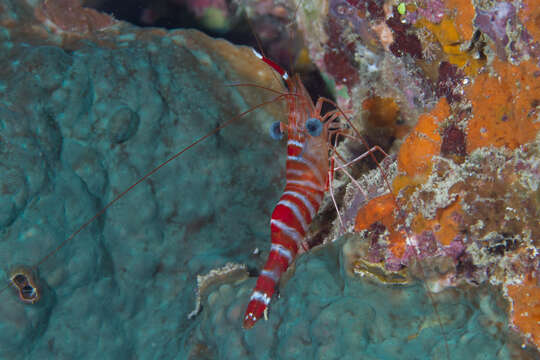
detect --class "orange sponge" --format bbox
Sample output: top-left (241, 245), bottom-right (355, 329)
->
top-left (466, 59), bottom-right (540, 151)
top-left (397, 97), bottom-right (449, 180)
top-left (519, 0), bottom-right (540, 43)
top-left (507, 273), bottom-right (540, 348)
top-left (354, 194), bottom-right (407, 258)
top-left (354, 193), bottom-right (396, 231)
top-left (444, 0), bottom-right (475, 41)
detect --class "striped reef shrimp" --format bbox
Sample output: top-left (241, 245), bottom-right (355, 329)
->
top-left (242, 49), bottom-right (332, 328)
top-left (243, 49), bottom-right (346, 328)
top-left (241, 50), bottom-right (451, 359)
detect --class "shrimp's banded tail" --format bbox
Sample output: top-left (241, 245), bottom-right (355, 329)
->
top-left (243, 139), bottom-right (326, 329)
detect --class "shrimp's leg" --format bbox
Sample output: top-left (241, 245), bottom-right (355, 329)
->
top-left (326, 142), bottom-right (391, 234)
top-left (332, 143), bottom-right (389, 172)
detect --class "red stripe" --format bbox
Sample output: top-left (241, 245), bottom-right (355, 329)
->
top-left (284, 184), bottom-right (324, 207)
top-left (272, 204), bottom-right (306, 237)
top-left (287, 145), bottom-right (303, 156)
top-left (270, 223), bottom-right (298, 250)
top-left (259, 56), bottom-right (287, 79)
top-left (281, 192), bottom-right (313, 224)
top-left (267, 248), bottom-right (290, 273)
top-left (243, 298), bottom-right (267, 329)
top-left (253, 273), bottom-right (276, 295)
top-left (285, 186), bottom-right (322, 214)
top-left (285, 162), bottom-right (325, 189)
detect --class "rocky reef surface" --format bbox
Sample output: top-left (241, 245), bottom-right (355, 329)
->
top-left (0, 0), bottom-right (539, 359)
top-left (284, 0), bottom-right (540, 353)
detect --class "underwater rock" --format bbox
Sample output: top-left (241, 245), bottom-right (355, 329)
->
top-left (181, 236), bottom-right (538, 359)
top-left (35, 0), bottom-right (116, 33)
top-left (265, 0), bottom-right (539, 354)
top-left (0, 0), bottom-right (286, 358)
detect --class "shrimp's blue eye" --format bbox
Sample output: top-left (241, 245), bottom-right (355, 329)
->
top-left (269, 121), bottom-right (284, 140)
top-left (306, 118), bottom-right (323, 137)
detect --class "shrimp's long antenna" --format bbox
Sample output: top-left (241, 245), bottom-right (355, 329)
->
top-left (0, 94), bottom-right (287, 296)
top-left (247, 15), bottom-right (265, 59)
top-left (246, 16), bottom-right (284, 89)
top-left (226, 83), bottom-right (284, 96)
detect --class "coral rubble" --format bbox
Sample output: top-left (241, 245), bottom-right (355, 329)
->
top-left (188, 262), bottom-right (248, 319)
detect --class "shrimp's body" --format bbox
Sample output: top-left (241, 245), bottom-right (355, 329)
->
top-left (243, 51), bottom-right (331, 329)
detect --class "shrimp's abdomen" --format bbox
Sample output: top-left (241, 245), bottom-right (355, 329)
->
top-left (242, 213), bottom-right (299, 328)
top-left (243, 152), bottom-right (326, 328)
